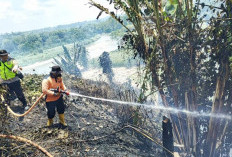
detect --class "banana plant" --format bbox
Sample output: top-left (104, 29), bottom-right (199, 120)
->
top-left (53, 45), bottom-right (82, 77)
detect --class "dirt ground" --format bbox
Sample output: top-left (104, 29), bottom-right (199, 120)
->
top-left (0, 75), bottom-right (163, 157)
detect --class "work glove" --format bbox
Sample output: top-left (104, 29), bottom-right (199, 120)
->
top-left (12, 65), bottom-right (19, 73)
top-left (53, 92), bottom-right (61, 97)
top-left (64, 89), bottom-right (70, 96)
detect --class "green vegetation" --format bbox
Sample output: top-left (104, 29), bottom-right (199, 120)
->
top-left (0, 17), bottom-right (125, 56)
top-left (89, 49), bottom-right (137, 68)
top-left (16, 45), bottom-right (65, 66)
top-left (89, 0), bottom-right (232, 157)
top-left (53, 45), bottom-right (86, 77)
top-left (79, 46), bottom-right (88, 70)
top-left (15, 35), bottom-right (102, 66)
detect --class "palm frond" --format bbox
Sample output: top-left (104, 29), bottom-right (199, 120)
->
top-left (62, 45), bottom-right (72, 63)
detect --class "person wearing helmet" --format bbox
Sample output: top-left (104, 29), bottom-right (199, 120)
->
top-left (0, 49), bottom-right (28, 119)
top-left (42, 65), bottom-right (68, 127)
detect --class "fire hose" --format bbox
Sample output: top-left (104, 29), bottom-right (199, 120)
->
top-left (5, 93), bottom-right (45, 117)
top-left (5, 88), bottom-right (69, 117)
top-left (1, 89), bottom-right (70, 157)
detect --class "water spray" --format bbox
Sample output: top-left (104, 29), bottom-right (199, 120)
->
top-left (70, 92), bottom-right (232, 121)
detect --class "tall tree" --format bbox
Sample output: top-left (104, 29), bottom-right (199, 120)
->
top-left (89, 0), bottom-right (232, 156)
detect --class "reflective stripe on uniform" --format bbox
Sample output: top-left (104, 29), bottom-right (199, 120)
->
top-left (0, 59), bottom-right (16, 80)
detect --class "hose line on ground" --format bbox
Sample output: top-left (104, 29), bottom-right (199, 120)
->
top-left (5, 93), bottom-right (45, 117)
top-left (4, 91), bottom-right (174, 155)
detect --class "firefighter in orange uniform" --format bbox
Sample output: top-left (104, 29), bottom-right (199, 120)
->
top-left (42, 66), bottom-right (68, 127)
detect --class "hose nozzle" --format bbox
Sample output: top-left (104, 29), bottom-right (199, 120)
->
top-left (50, 87), bottom-right (70, 96)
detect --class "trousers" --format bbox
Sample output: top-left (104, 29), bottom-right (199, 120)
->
top-left (46, 96), bottom-right (65, 119)
top-left (6, 80), bottom-right (27, 106)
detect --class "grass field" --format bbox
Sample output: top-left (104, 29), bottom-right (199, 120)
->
top-left (14, 35), bottom-right (101, 66)
top-left (15, 33), bottom-right (136, 69)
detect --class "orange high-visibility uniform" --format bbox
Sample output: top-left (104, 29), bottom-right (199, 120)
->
top-left (42, 76), bottom-right (66, 102)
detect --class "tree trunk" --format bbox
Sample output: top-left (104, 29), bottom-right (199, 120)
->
top-left (204, 60), bottom-right (229, 157)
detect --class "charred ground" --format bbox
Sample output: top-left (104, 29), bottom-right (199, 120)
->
top-left (0, 74), bottom-right (163, 157)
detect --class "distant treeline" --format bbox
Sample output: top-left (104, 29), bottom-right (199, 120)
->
top-left (0, 17), bottom-right (125, 54)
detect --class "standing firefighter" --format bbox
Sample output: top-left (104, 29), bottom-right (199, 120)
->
top-left (42, 66), bottom-right (69, 127)
top-left (0, 50), bottom-right (28, 117)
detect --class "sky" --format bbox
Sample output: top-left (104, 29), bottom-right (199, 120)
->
top-left (0, 0), bottom-right (110, 34)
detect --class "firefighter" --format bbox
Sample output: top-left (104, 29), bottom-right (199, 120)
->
top-left (0, 50), bottom-right (28, 118)
top-left (42, 65), bottom-right (68, 127)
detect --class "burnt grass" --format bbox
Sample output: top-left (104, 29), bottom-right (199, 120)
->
top-left (0, 74), bottom-right (163, 157)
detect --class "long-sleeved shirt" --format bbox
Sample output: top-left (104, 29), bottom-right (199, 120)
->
top-left (0, 57), bottom-right (20, 83)
top-left (42, 76), bottom-right (66, 102)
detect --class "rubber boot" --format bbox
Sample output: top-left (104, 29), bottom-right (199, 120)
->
top-left (47, 118), bottom-right (53, 127)
top-left (58, 114), bottom-right (67, 126)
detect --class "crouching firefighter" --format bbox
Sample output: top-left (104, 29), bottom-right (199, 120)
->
top-left (42, 66), bottom-right (69, 127)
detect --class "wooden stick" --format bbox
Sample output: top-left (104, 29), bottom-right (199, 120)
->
top-left (0, 134), bottom-right (53, 157)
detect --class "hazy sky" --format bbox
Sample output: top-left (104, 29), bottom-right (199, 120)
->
top-left (0, 0), bottom-right (110, 34)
